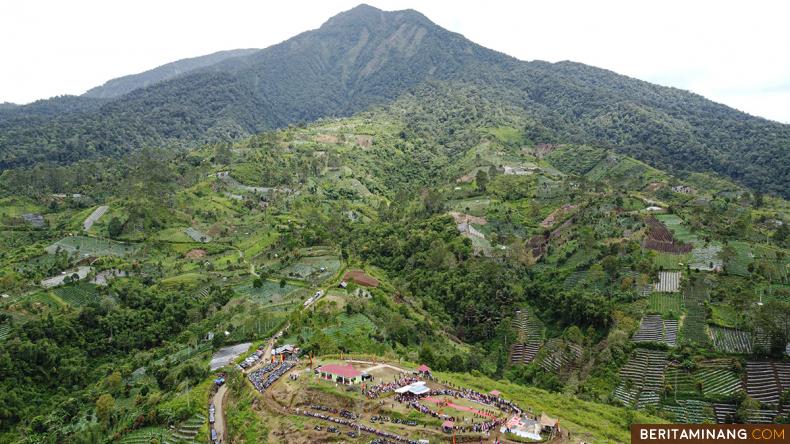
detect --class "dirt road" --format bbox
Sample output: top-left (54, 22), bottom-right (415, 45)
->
top-left (212, 384), bottom-right (228, 443)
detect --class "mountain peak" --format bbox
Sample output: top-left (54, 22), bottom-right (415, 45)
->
top-left (321, 3), bottom-right (434, 30)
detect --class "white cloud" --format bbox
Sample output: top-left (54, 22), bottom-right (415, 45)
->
top-left (1, 0), bottom-right (788, 123)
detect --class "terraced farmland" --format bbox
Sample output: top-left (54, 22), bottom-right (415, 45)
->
top-left (662, 400), bottom-right (714, 423)
top-left (234, 280), bottom-right (301, 307)
top-left (632, 315), bottom-right (678, 346)
top-left (46, 236), bottom-right (138, 257)
top-left (681, 275), bottom-right (710, 346)
top-left (612, 348), bottom-right (668, 409)
top-left (713, 404), bottom-right (778, 424)
top-left (664, 366), bottom-right (697, 397)
top-left (170, 413), bottom-right (205, 442)
top-left (0, 321), bottom-right (11, 342)
top-left (654, 271), bottom-right (681, 292)
top-left (538, 338), bottom-right (583, 372)
top-left (745, 361), bottom-right (790, 406)
top-left (119, 426), bottom-right (173, 444)
top-left (53, 282), bottom-right (100, 306)
top-left (184, 227), bottom-right (212, 243)
top-left (510, 308), bottom-right (544, 365)
top-left (647, 292), bottom-right (683, 315)
top-left (278, 255), bottom-right (341, 283)
top-left (695, 366), bottom-right (743, 397)
top-left (709, 326), bottom-right (752, 354)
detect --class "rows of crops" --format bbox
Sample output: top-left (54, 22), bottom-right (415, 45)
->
top-left (654, 271), bottom-right (681, 292)
top-left (696, 367), bottom-right (743, 397)
top-left (234, 280), bottom-right (300, 307)
top-left (652, 252), bottom-right (691, 270)
top-left (647, 293), bottom-right (683, 315)
top-left (612, 348), bottom-right (667, 408)
top-left (709, 326), bottom-right (752, 354)
top-left (46, 235), bottom-right (138, 257)
top-left (682, 276), bottom-right (710, 345)
top-left (53, 282), bottom-right (100, 306)
top-left (184, 227), bottom-right (212, 243)
top-left (663, 400), bottom-right (714, 423)
top-left (0, 322), bottom-right (11, 341)
top-left (278, 255), bottom-right (340, 283)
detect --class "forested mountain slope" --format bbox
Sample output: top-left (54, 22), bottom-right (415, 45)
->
top-left (0, 4), bottom-right (788, 196)
top-left (83, 48), bottom-right (260, 99)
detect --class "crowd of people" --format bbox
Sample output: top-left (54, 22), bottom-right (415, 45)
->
top-left (247, 360), bottom-right (296, 393)
top-left (297, 409), bottom-right (420, 444)
top-left (426, 387), bottom-right (522, 416)
top-left (363, 375), bottom-right (419, 399)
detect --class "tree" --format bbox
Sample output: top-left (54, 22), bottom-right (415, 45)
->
top-left (279, 278), bottom-right (287, 288)
top-left (105, 371), bottom-right (122, 394)
top-left (95, 394), bottom-right (115, 427)
top-left (107, 217), bottom-right (123, 239)
top-left (475, 170), bottom-right (488, 192)
top-left (252, 278), bottom-right (263, 288)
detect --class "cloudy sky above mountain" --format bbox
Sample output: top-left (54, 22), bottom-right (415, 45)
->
top-left (1, 0), bottom-right (788, 123)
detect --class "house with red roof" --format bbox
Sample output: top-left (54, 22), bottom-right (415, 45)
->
top-left (416, 364), bottom-right (431, 375)
top-left (317, 363), bottom-right (362, 385)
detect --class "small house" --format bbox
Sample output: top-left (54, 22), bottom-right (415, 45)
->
top-left (317, 363), bottom-right (362, 385)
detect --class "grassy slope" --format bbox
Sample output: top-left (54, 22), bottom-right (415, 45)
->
top-left (439, 371), bottom-right (666, 443)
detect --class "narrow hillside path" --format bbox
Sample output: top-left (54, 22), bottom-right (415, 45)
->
top-left (212, 384), bottom-right (228, 443)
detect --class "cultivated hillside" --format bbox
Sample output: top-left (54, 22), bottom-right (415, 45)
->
top-left (0, 3), bottom-right (788, 198)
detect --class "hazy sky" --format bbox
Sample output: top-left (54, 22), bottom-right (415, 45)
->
top-left (1, 0), bottom-right (788, 123)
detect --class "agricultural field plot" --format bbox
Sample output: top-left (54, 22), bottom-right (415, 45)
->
top-left (654, 271), bottom-right (681, 292)
top-left (234, 280), bottom-right (301, 307)
top-left (632, 315), bottom-right (678, 346)
top-left (652, 252), bottom-right (691, 270)
top-left (695, 366), bottom-right (743, 398)
top-left (447, 197), bottom-right (491, 217)
top-left (537, 338), bottom-right (582, 372)
top-left (643, 216), bottom-right (693, 254)
top-left (681, 276), bottom-right (710, 346)
top-left (322, 313), bottom-right (377, 342)
top-left (612, 349), bottom-right (668, 409)
top-left (647, 293), bottom-right (683, 316)
top-left (118, 426), bottom-right (173, 444)
top-left (15, 291), bottom-right (63, 309)
top-left (662, 400), bottom-right (714, 424)
top-left (724, 242), bottom-right (789, 283)
top-left (655, 214), bottom-right (700, 244)
top-left (664, 366), bottom-right (698, 397)
top-left (0, 325), bottom-right (10, 343)
top-left (46, 235), bottom-right (139, 257)
top-left (510, 308), bottom-right (544, 365)
top-left (713, 404), bottom-right (778, 424)
top-left (53, 282), bottom-right (100, 306)
top-left (745, 362), bottom-right (790, 406)
top-left (184, 227), bottom-right (212, 243)
top-left (709, 326), bottom-right (752, 354)
top-left (690, 243), bottom-right (723, 271)
top-left (278, 255), bottom-right (341, 283)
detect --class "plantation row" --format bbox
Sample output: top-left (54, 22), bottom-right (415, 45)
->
top-left (709, 326), bottom-right (753, 354)
top-left (612, 348), bottom-right (667, 409)
top-left (662, 400), bottom-right (714, 424)
top-left (632, 315), bottom-right (677, 347)
top-left (53, 282), bottom-right (100, 306)
top-left (681, 276), bottom-right (710, 345)
top-left (647, 293), bottom-right (682, 315)
top-left (745, 361), bottom-right (790, 406)
top-left (538, 338), bottom-right (583, 372)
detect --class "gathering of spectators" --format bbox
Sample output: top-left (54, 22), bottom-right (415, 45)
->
top-left (297, 409), bottom-right (420, 444)
top-left (364, 375), bottom-right (419, 399)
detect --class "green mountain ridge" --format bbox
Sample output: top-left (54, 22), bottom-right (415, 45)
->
top-left (0, 4), bottom-right (788, 197)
